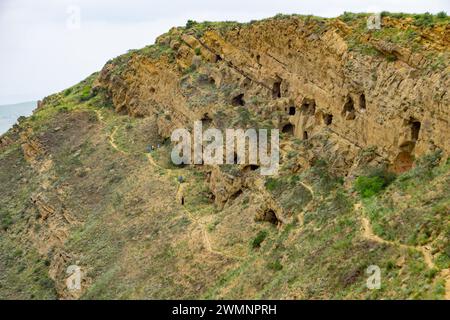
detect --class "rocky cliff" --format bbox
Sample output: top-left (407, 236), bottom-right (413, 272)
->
top-left (0, 13), bottom-right (449, 299)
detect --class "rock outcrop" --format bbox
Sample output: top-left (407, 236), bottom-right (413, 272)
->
top-left (97, 16), bottom-right (449, 176)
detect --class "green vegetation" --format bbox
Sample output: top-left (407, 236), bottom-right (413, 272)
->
top-left (79, 85), bottom-right (92, 102)
top-left (355, 167), bottom-right (396, 198)
top-left (355, 176), bottom-right (385, 197)
top-left (344, 11), bottom-right (450, 61)
top-left (379, 11), bottom-right (450, 25)
top-left (339, 12), bottom-right (369, 23)
top-left (267, 260), bottom-right (283, 271)
top-left (413, 13), bottom-right (435, 26)
top-left (251, 230), bottom-right (268, 249)
top-left (436, 11), bottom-right (448, 19)
top-left (184, 19), bottom-right (243, 37)
top-left (363, 151), bottom-right (449, 256)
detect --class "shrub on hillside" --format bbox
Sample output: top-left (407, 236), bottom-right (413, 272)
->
top-left (186, 20), bottom-right (197, 29)
top-left (413, 12), bottom-right (435, 27)
top-left (436, 11), bottom-right (447, 19)
top-left (355, 167), bottom-right (396, 198)
top-left (79, 85), bottom-right (93, 102)
top-left (251, 230), bottom-right (268, 249)
top-left (355, 176), bottom-right (385, 198)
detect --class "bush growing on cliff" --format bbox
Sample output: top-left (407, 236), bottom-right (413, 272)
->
top-left (185, 20), bottom-right (197, 29)
top-left (265, 177), bottom-right (282, 192)
top-left (340, 12), bottom-right (356, 22)
top-left (355, 168), bottom-right (396, 198)
top-left (339, 12), bottom-right (368, 23)
top-left (79, 85), bottom-right (93, 102)
top-left (267, 260), bottom-right (283, 271)
top-left (0, 212), bottom-right (13, 231)
top-left (381, 12), bottom-right (408, 19)
top-left (251, 230), bottom-right (268, 249)
top-left (436, 11), bottom-right (447, 19)
top-left (413, 12), bottom-right (435, 27)
top-left (355, 176), bottom-right (385, 198)
top-left (309, 158), bottom-right (344, 193)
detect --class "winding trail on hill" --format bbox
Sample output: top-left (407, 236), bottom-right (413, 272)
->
top-left (145, 154), bottom-right (164, 170)
top-left (95, 109), bottom-right (122, 152)
top-left (94, 108), bottom-right (449, 297)
top-left (109, 127), bottom-right (127, 155)
top-left (94, 109), bottom-right (105, 123)
top-left (355, 202), bottom-right (435, 268)
top-left (299, 181), bottom-right (315, 199)
top-left (94, 109), bottom-right (242, 260)
top-left (355, 202), bottom-right (450, 300)
top-left (96, 108), bottom-right (232, 293)
top-left (176, 183), bottom-right (243, 260)
top-left (95, 109), bottom-right (128, 155)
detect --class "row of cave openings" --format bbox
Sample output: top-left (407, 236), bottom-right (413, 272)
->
top-left (279, 92), bottom-right (369, 140)
top-left (341, 93), bottom-right (366, 120)
top-left (229, 76), bottom-right (283, 108)
top-left (229, 76), bottom-right (371, 142)
top-left (281, 98), bottom-right (333, 141)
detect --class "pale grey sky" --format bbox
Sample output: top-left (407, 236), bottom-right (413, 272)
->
top-left (0, 0), bottom-right (448, 104)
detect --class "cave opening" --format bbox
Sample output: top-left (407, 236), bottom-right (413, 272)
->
top-left (300, 99), bottom-right (316, 116)
top-left (411, 120), bottom-right (421, 141)
top-left (201, 113), bottom-right (212, 126)
top-left (262, 209), bottom-right (279, 225)
top-left (230, 189), bottom-right (243, 201)
top-left (272, 80), bottom-right (281, 99)
top-left (359, 93), bottom-right (366, 110)
top-left (342, 96), bottom-right (356, 120)
top-left (303, 131), bottom-right (309, 140)
top-left (232, 93), bottom-right (245, 106)
top-left (282, 124), bottom-right (294, 135)
top-left (391, 151), bottom-right (414, 174)
top-left (323, 113), bottom-right (333, 125)
top-left (243, 164), bottom-right (260, 172)
top-left (288, 106), bottom-right (296, 115)
top-left (181, 196), bottom-right (185, 205)
top-left (215, 54), bottom-right (222, 62)
top-left (233, 152), bottom-right (240, 164)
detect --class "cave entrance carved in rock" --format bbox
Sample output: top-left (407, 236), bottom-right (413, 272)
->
top-left (258, 209), bottom-right (280, 225)
top-left (323, 113), bottom-right (333, 125)
top-left (232, 93), bottom-right (245, 106)
top-left (342, 96), bottom-right (356, 120)
top-left (272, 79), bottom-right (282, 99)
top-left (359, 93), bottom-right (366, 110)
top-left (300, 99), bottom-right (316, 116)
top-left (288, 106), bottom-right (296, 115)
top-left (282, 123), bottom-right (294, 135)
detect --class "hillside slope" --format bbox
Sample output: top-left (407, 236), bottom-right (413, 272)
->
top-left (0, 13), bottom-right (449, 299)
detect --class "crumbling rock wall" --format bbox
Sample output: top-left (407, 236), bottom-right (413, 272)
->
top-left (97, 17), bottom-right (449, 173)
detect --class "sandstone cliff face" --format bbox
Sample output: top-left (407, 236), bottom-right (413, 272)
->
top-left (97, 15), bottom-right (449, 175)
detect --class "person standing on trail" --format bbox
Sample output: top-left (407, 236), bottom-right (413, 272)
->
top-left (178, 176), bottom-right (184, 183)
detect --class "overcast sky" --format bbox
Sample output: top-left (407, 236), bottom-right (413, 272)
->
top-left (0, 0), bottom-right (448, 105)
